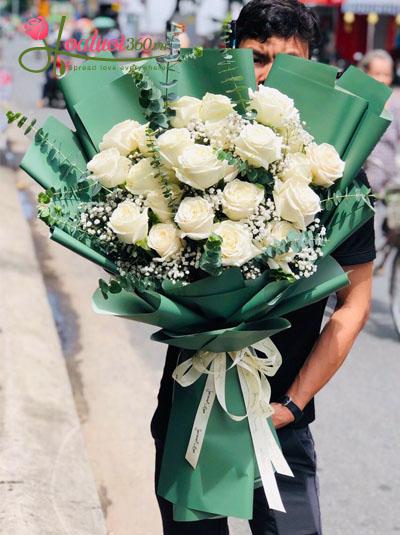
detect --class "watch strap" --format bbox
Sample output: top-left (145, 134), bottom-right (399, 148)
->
top-left (277, 395), bottom-right (303, 424)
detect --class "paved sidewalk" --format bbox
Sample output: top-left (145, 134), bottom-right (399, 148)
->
top-left (0, 167), bottom-right (107, 535)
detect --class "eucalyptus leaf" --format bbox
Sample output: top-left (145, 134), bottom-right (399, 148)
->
top-left (139, 96), bottom-right (150, 107)
top-left (159, 80), bottom-right (178, 88)
top-left (99, 278), bottom-right (109, 299)
top-left (109, 280), bottom-right (122, 294)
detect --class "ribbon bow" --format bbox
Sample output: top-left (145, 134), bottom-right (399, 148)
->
top-left (173, 338), bottom-right (294, 513)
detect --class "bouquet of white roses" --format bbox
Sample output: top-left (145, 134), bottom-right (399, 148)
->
top-left (82, 86), bottom-right (343, 288)
top-left (11, 46), bottom-right (391, 521)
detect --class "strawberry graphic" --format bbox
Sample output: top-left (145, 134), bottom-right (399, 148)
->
top-left (23, 16), bottom-right (49, 40)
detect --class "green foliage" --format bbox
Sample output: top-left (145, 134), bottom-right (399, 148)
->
top-left (145, 127), bottom-right (176, 208)
top-left (199, 234), bottom-right (223, 277)
top-left (156, 22), bottom-right (183, 116)
top-left (99, 278), bottom-right (110, 299)
top-left (180, 47), bottom-right (204, 63)
top-left (129, 23), bottom-right (203, 129)
top-left (136, 238), bottom-right (150, 251)
top-left (7, 109), bottom-right (89, 185)
top-left (99, 278), bottom-right (123, 299)
top-left (38, 190), bottom-right (53, 204)
top-left (216, 149), bottom-right (273, 188)
top-left (36, 181), bottom-right (118, 262)
top-left (259, 229), bottom-right (321, 265)
top-left (7, 110), bottom-right (40, 136)
top-left (217, 18), bottom-right (249, 114)
top-left (322, 187), bottom-right (375, 212)
top-left (127, 65), bottom-right (169, 131)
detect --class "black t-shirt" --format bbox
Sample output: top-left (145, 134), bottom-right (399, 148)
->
top-left (150, 172), bottom-right (376, 442)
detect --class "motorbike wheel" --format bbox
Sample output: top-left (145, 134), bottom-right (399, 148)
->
top-left (390, 249), bottom-right (400, 340)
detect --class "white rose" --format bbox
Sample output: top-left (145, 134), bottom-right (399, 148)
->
top-left (257, 221), bottom-right (298, 275)
top-left (174, 197), bottom-right (214, 240)
top-left (146, 184), bottom-right (182, 223)
top-left (135, 124), bottom-right (152, 156)
top-left (280, 152), bottom-right (312, 183)
top-left (99, 119), bottom-right (145, 156)
top-left (87, 147), bottom-right (130, 188)
top-left (204, 118), bottom-right (231, 149)
top-left (213, 220), bottom-right (261, 267)
top-left (257, 220), bottom-right (297, 248)
top-left (273, 177), bottom-right (321, 231)
top-left (148, 223), bottom-right (183, 260)
top-left (109, 201), bottom-right (148, 244)
top-left (125, 158), bottom-right (159, 196)
top-left (234, 124), bottom-right (282, 169)
top-left (306, 143), bottom-right (345, 188)
top-left (199, 93), bottom-right (236, 122)
top-left (222, 179), bottom-right (264, 221)
top-left (157, 128), bottom-right (194, 169)
top-left (265, 221), bottom-right (297, 244)
top-left (248, 86), bottom-right (295, 129)
top-left (175, 144), bottom-right (238, 191)
top-left (286, 126), bottom-right (310, 153)
top-left (170, 96), bottom-right (201, 128)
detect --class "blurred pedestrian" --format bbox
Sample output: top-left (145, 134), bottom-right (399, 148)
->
top-left (359, 50), bottom-right (400, 251)
top-left (359, 49), bottom-right (400, 194)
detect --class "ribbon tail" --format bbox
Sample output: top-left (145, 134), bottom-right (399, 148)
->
top-left (185, 369), bottom-right (216, 469)
top-left (238, 368), bottom-right (293, 513)
top-left (264, 420), bottom-right (294, 479)
top-left (249, 412), bottom-right (288, 512)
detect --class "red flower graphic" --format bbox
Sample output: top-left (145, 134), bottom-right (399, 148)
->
top-left (23, 16), bottom-right (49, 40)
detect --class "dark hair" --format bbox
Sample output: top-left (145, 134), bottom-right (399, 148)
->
top-left (235, 0), bottom-right (321, 52)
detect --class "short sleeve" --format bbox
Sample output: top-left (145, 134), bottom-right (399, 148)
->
top-left (331, 170), bottom-right (376, 266)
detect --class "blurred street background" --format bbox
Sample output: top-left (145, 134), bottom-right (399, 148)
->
top-left (1, 1), bottom-right (400, 534)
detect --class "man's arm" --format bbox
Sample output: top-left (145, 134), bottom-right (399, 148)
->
top-left (272, 261), bottom-right (373, 429)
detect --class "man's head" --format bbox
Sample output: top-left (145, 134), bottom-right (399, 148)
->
top-left (359, 49), bottom-right (393, 86)
top-left (235, 0), bottom-right (320, 84)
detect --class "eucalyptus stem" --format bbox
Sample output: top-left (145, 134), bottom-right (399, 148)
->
top-left (218, 18), bottom-right (249, 113)
top-left (320, 192), bottom-right (375, 204)
top-left (6, 110), bottom-right (88, 178)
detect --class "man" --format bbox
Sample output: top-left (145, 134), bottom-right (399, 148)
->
top-left (151, 1), bottom-right (375, 533)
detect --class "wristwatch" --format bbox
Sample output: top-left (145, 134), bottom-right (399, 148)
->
top-left (277, 395), bottom-right (304, 424)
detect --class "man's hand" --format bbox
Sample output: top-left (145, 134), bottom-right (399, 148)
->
top-left (271, 402), bottom-right (295, 429)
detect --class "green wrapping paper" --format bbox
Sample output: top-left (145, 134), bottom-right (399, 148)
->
top-left (58, 51), bottom-right (122, 159)
top-left (19, 115), bottom-right (117, 273)
top-left (264, 55), bottom-right (368, 153)
top-left (51, 228), bottom-right (118, 274)
top-left (92, 254), bottom-right (349, 521)
top-left (159, 355), bottom-right (257, 520)
top-left (69, 49), bottom-right (256, 154)
top-left (335, 66), bottom-right (392, 192)
top-left (20, 115), bottom-right (87, 191)
top-left (323, 176), bottom-right (373, 257)
top-left (143, 48), bottom-right (256, 112)
top-left (18, 49), bottom-right (392, 522)
top-left (265, 54), bottom-right (392, 196)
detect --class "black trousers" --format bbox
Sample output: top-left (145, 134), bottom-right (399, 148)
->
top-left (154, 426), bottom-right (322, 535)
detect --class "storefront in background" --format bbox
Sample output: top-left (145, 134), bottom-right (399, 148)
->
top-left (339, 0), bottom-right (400, 62)
top-left (303, 0), bottom-right (400, 65)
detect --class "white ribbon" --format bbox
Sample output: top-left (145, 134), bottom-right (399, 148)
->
top-left (172, 339), bottom-right (294, 513)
